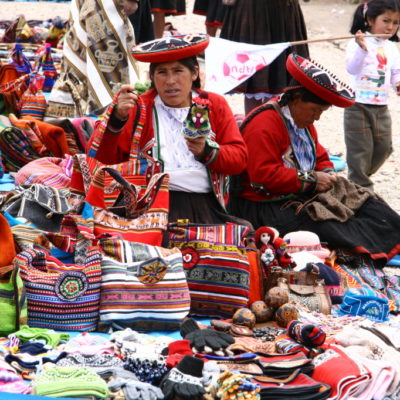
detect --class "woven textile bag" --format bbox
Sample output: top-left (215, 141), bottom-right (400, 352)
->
top-left (18, 73), bottom-right (48, 120)
top-left (35, 43), bottom-right (58, 93)
top-left (0, 213), bottom-right (27, 336)
top-left (0, 265), bottom-right (28, 336)
top-left (71, 95), bottom-right (161, 207)
top-left (86, 167), bottom-right (169, 246)
top-left (98, 238), bottom-right (190, 332)
top-left (15, 246), bottom-right (102, 331)
top-left (2, 184), bottom-right (72, 232)
top-left (266, 265), bottom-right (332, 314)
top-left (169, 222), bottom-right (251, 319)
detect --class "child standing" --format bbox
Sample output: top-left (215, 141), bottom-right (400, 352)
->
top-left (344, 0), bottom-right (400, 190)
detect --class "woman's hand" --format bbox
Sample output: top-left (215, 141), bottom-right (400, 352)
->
top-left (355, 30), bottom-right (367, 51)
top-left (315, 171), bottom-right (337, 192)
top-left (114, 85), bottom-right (139, 121)
top-left (186, 137), bottom-right (206, 158)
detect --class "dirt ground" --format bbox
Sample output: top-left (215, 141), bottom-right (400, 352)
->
top-left (1, 0), bottom-right (400, 212)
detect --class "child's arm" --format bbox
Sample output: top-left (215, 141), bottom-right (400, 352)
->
top-left (355, 30), bottom-right (367, 51)
top-left (345, 31), bottom-right (368, 75)
top-left (390, 43), bottom-right (400, 95)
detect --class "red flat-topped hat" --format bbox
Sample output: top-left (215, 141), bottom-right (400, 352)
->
top-left (286, 53), bottom-right (355, 108)
top-left (132, 34), bottom-right (209, 63)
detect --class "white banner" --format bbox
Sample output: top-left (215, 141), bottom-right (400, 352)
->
top-left (204, 37), bottom-right (290, 94)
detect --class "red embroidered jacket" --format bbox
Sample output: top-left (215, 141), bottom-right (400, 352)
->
top-left (87, 88), bottom-right (248, 210)
top-left (238, 106), bottom-right (334, 202)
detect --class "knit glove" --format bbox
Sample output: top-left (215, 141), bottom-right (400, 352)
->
top-left (160, 355), bottom-right (206, 400)
top-left (180, 318), bottom-right (234, 355)
top-left (124, 381), bottom-right (164, 400)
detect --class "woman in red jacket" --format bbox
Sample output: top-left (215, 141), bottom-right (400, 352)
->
top-left (87, 34), bottom-right (249, 225)
top-left (229, 53), bottom-right (400, 264)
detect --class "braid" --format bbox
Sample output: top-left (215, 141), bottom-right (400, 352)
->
top-left (239, 103), bottom-right (275, 133)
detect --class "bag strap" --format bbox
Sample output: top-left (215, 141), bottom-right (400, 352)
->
top-left (85, 166), bottom-right (168, 215)
top-left (87, 92), bottom-right (147, 160)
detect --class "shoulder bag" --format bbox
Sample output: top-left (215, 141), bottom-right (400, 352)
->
top-left (168, 221), bottom-right (251, 319)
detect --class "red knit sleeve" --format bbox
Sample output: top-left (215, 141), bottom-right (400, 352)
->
top-left (243, 110), bottom-right (304, 195)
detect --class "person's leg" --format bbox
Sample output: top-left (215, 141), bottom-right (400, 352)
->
top-left (206, 24), bottom-right (218, 37)
top-left (344, 103), bottom-right (374, 189)
top-left (369, 105), bottom-right (393, 176)
top-left (153, 11), bottom-right (165, 38)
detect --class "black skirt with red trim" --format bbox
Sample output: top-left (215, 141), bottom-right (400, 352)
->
top-left (193, 0), bottom-right (227, 26)
top-left (150, 0), bottom-right (186, 15)
top-left (228, 195), bottom-right (400, 266)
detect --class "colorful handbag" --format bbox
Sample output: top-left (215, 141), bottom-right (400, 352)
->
top-left (0, 265), bottom-right (28, 336)
top-left (18, 73), bottom-right (48, 120)
top-left (86, 167), bottom-right (169, 246)
top-left (0, 213), bottom-right (27, 336)
top-left (168, 221), bottom-right (251, 319)
top-left (98, 238), bottom-right (190, 332)
top-left (35, 43), bottom-right (58, 93)
top-left (16, 245), bottom-right (102, 332)
top-left (266, 265), bottom-right (332, 314)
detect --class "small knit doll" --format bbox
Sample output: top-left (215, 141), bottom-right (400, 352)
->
top-left (183, 93), bottom-right (211, 139)
top-left (287, 320), bottom-right (326, 349)
top-left (254, 226), bottom-right (279, 268)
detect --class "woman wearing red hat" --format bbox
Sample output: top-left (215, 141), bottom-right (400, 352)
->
top-left (229, 53), bottom-right (400, 265)
top-left (87, 34), bottom-right (249, 226)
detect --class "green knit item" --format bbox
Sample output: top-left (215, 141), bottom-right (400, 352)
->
top-left (13, 325), bottom-right (70, 347)
top-left (34, 366), bottom-right (109, 398)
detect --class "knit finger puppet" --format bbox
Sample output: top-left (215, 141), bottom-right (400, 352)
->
top-left (183, 93), bottom-right (211, 139)
top-left (217, 371), bottom-right (260, 400)
top-left (287, 320), bottom-right (326, 349)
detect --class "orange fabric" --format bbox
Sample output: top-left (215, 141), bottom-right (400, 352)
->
top-left (247, 249), bottom-right (264, 305)
top-left (0, 64), bottom-right (27, 114)
top-left (10, 114), bottom-right (69, 157)
top-left (0, 214), bottom-right (16, 268)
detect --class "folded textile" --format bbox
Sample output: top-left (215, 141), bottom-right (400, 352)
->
top-left (33, 366), bottom-right (109, 398)
top-left (311, 344), bottom-right (371, 400)
top-left (258, 351), bottom-right (314, 379)
top-left (255, 369), bottom-right (331, 400)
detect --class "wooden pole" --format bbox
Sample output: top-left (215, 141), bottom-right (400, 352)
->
top-left (290, 33), bottom-right (390, 46)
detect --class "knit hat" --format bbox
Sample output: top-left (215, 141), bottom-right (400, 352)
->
top-left (338, 287), bottom-right (389, 323)
top-left (286, 53), bottom-right (355, 108)
top-left (132, 34), bottom-right (209, 63)
top-left (287, 320), bottom-right (326, 348)
top-left (283, 230), bottom-right (331, 261)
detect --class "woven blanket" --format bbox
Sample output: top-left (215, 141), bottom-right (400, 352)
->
top-left (57, 0), bottom-right (140, 113)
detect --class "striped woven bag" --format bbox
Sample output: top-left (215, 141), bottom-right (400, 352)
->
top-left (98, 238), bottom-right (190, 332)
top-left (16, 245), bottom-right (102, 332)
top-left (169, 222), bottom-right (251, 319)
top-left (85, 167), bottom-right (169, 246)
top-left (18, 73), bottom-right (48, 120)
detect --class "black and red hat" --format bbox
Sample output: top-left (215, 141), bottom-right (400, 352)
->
top-left (286, 53), bottom-right (355, 108)
top-left (132, 34), bottom-right (209, 63)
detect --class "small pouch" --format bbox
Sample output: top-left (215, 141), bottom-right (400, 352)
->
top-left (229, 324), bottom-right (254, 337)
